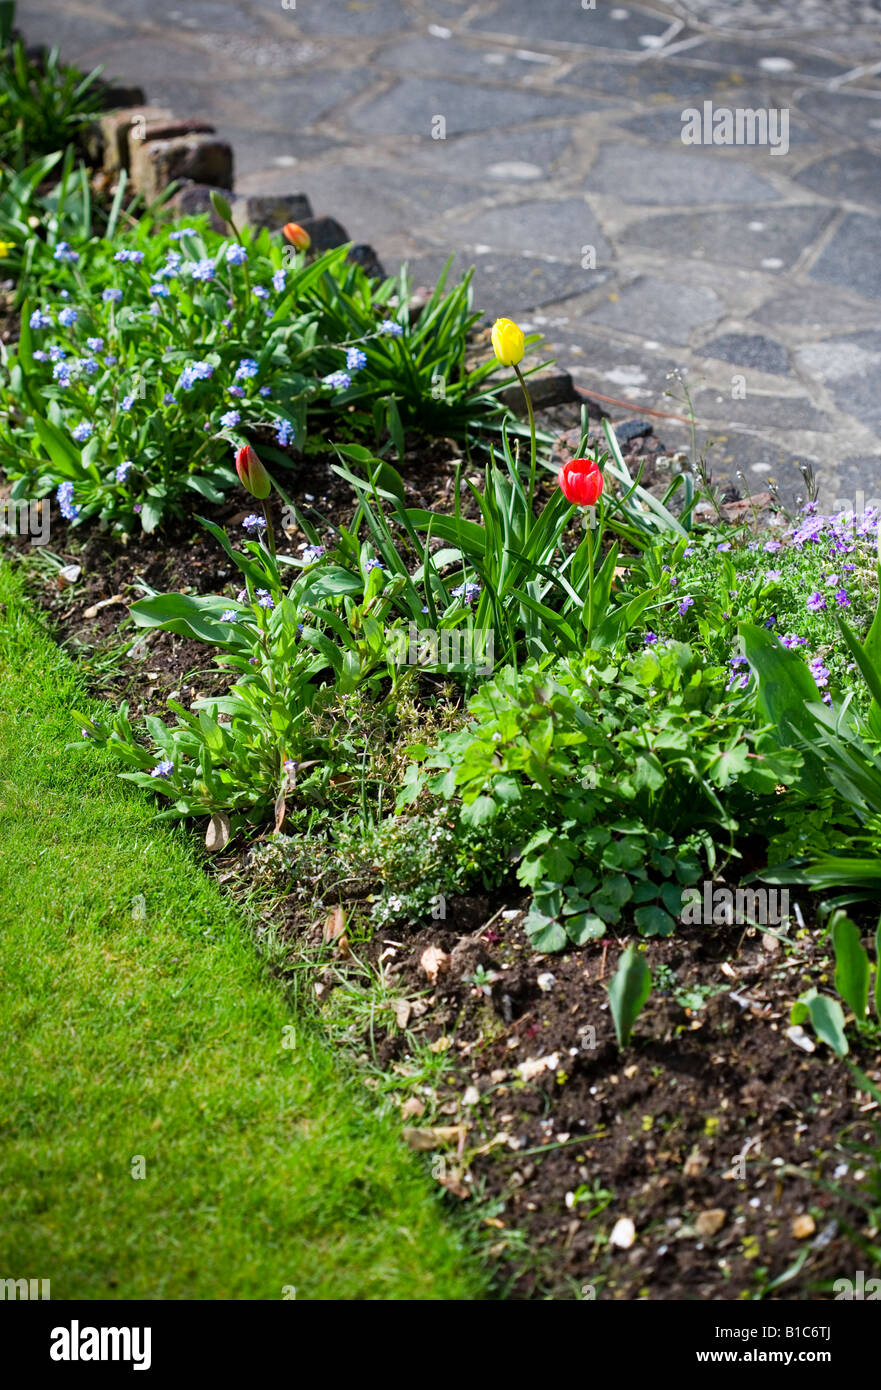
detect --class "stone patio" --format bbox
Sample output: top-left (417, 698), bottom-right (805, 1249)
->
top-left (21, 0), bottom-right (881, 507)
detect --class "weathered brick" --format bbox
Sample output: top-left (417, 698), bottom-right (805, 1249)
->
top-left (97, 105), bottom-right (173, 174)
top-left (498, 368), bottom-right (576, 413)
top-left (297, 215), bottom-right (350, 252)
top-left (130, 134), bottom-right (234, 202)
top-left (231, 193), bottom-right (314, 232)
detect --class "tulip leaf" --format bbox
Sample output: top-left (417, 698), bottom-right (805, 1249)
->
top-left (608, 944), bottom-right (652, 1047)
top-left (831, 911), bottom-right (870, 1021)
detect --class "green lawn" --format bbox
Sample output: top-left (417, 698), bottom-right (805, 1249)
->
top-left (0, 562), bottom-right (484, 1300)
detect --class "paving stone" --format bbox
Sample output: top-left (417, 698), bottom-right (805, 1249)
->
top-left (617, 98), bottom-right (820, 147)
top-left (807, 213), bottom-right (881, 302)
top-left (351, 77), bottom-right (597, 136)
top-left (795, 88), bottom-right (881, 139)
top-left (693, 390), bottom-right (834, 433)
top-left (588, 140), bottom-right (780, 205)
top-left (680, 38), bottom-right (850, 80)
top-left (567, 56), bottom-right (750, 101)
top-left (701, 332), bottom-right (791, 375)
top-left (750, 284), bottom-right (881, 331)
top-left (374, 35), bottom-right (565, 81)
top-left (794, 149), bottom-right (881, 210)
top-left (469, 0), bottom-right (672, 51)
top-left (832, 457), bottom-right (881, 510)
top-left (620, 205), bottom-right (833, 270)
top-left (454, 197), bottom-right (612, 264)
top-left (289, 0), bottom-right (412, 36)
top-left (659, 424), bottom-right (815, 505)
top-left (99, 0), bottom-right (256, 27)
top-left (795, 331), bottom-right (881, 431)
top-left (262, 166), bottom-right (480, 244)
top-left (588, 276), bottom-right (724, 345)
top-left (393, 125), bottom-right (577, 184)
top-left (402, 251), bottom-right (607, 318)
top-left (219, 129), bottom-right (344, 175)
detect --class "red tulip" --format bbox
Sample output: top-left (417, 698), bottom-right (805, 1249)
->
top-left (235, 444), bottom-right (271, 500)
top-left (557, 456), bottom-right (604, 507)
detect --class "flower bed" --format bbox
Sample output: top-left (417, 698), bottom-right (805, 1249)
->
top-left (2, 12), bottom-right (881, 1304)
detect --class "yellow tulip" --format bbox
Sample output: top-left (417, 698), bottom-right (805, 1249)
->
top-left (491, 316), bottom-right (525, 367)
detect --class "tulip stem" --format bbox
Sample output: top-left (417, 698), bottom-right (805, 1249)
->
top-left (514, 364), bottom-right (537, 514)
top-left (261, 499), bottom-right (276, 558)
top-left (585, 511), bottom-right (594, 637)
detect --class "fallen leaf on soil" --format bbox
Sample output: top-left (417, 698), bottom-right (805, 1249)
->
top-left (430, 1035), bottom-right (451, 1053)
top-left (420, 945), bottom-right (450, 983)
top-left (517, 1053), bottom-right (560, 1082)
top-left (57, 564), bottom-right (82, 588)
top-left (610, 1217), bottom-right (636, 1249)
top-left (322, 905), bottom-right (349, 955)
top-left (400, 1096), bottom-right (424, 1121)
top-left (204, 811), bottom-right (231, 853)
top-left (792, 1214), bottom-right (816, 1240)
top-left (695, 1208), bottom-right (727, 1237)
top-left (392, 999), bottom-right (411, 1029)
top-left (463, 1086), bottom-right (480, 1106)
top-left (402, 1125), bottom-right (465, 1152)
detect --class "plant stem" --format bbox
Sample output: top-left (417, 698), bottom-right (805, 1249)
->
top-left (261, 498), bottom-right (276, 558)
top-left (514, 363), bottom-right (536, 515)
top-left (585, 511), bottom-right (595, 638)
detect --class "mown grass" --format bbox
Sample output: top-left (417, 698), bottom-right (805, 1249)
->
top-left (0, 561), bottom-right (485, 1300)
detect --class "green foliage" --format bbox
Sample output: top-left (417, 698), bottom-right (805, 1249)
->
top-left (400, 641), bottom-right (800, 949)
top-left (0, 21), bottom-right (105, 167)
top-left (608, 944), bottom-right (652, 1048)
top-left (792, 910), bottom-right (881, 1057)
top-left (1, 225), bottom-right (517, 532)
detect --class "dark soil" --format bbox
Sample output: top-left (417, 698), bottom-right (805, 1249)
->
top-left (315, 901), bottom-right (880, 1301)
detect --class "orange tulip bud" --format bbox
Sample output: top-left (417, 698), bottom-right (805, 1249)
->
top-left (282, 221), bottom-right (311, 251)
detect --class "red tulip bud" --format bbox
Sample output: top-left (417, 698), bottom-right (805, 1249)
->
top-left (557, 456), bottom-right (604, 507)
top-left (235, 444), bottom-right (271, 500)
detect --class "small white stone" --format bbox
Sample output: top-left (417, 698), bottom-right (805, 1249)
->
top-left (487, 160), bottom-right (543, 180)
top-left (536, 971), bottom-right (556, 992)
top-left (428, 24), bottom-right (451, 38)
top-left (610, 1217), bottom-right (636, 1249)
top-left (759, 56), bottom-right (795, 72)
top-left (761, 257), bottom-right (784, 269)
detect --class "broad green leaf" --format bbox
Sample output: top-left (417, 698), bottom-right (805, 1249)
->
top-left (608, 944), bottom-right (652, 1047)
top-left (831, 911), bottom-right (870, 1021)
